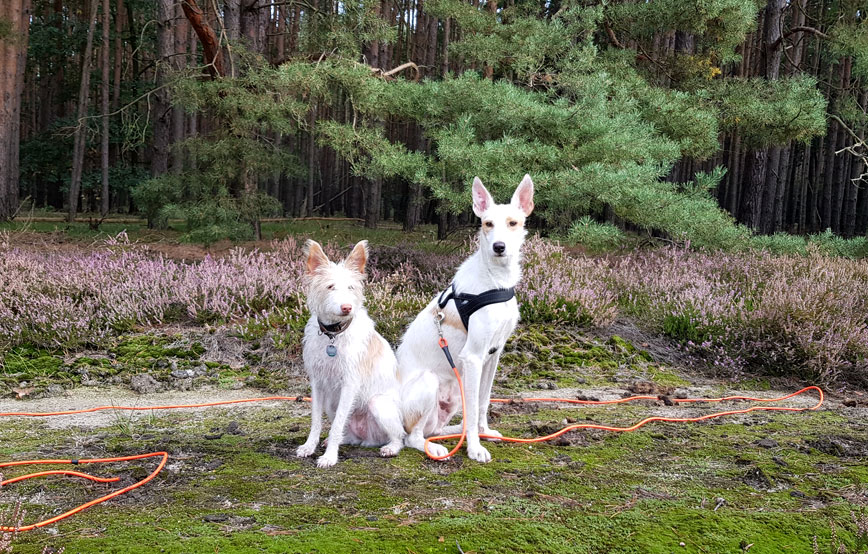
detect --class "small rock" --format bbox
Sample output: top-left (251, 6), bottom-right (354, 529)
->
top-left (772, 456), bottom-right (788, 467)
top-left (226, 421), bottom-right (242, 435)
top-left (230, 381), bottom-right (245, 390)
top-left (790, 490), bottom-right (806, 498)
top-left (46, 384), bottom-right (65, 397)
top-left (679, 542), bottom-right (686, 547)
top-left (203, 513), bottom-right (230, 523)
top-left (244, 376), bottom-right (257, 384)
top-left (170, 360), bottom-right (178, 371)
top-left (130, 373), bottom-right (162, 394)
top-left (171, 369), bottom-right (195, 379)
top-left (194, 364), bottom-right (209, 376)
top-left (155, 359), bottom-right (169, 369)
top-left (842, 398), bottom-right (857, 407)
top-left (757, 438), bottom-right (778, 449)
top-left (173, 378), bottom-right (193, 391)
top-left (366, 515), bottom-right (378, 522)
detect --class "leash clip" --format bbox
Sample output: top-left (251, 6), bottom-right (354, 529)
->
top-left (434, 311), bottom-right (445, 338)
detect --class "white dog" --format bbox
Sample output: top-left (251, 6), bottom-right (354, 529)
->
top-left (397, 175), bottom-right (535, 462)
top-left (296, 240), bottom-right (408, 468)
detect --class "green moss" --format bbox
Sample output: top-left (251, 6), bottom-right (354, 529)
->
top-left (1, 345), bottom-right (64, 377)
top-left (4, 401), bottom-right (866, 554)
top-left (111, 334), bottom-right (205, 364)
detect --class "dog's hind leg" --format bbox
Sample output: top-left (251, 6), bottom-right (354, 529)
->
top-left (401, 371), bottom-right (450, 458)
top-left (368, 395), bottom-right (405, 457)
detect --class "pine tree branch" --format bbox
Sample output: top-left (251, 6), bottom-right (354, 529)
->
top-left (772, 26), bottom-right (829, 49)
top-left (604, 23), bottom-right (625, 49)
top-left (372, 61), bottom-right (420, 80)
top-left (181, 0), bottom-right (225, 78)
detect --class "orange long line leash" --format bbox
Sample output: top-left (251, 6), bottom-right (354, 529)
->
top-left (0, 341), bottom-right (824, 533)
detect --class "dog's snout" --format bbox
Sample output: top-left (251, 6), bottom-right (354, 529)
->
top-left (340, 304), bottom-right (353, 315)
top-left (493, 242), bottom-right (506, 255)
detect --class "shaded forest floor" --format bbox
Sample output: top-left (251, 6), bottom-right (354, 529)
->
top-left (1, 221), bottom-right (868, 553)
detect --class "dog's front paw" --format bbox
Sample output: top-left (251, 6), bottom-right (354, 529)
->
top-left (467, 443), bottom-right (492, 463)
top-left (316, 452), bottom-right (338, 468)
top-left (296, 443), bottom-right (317, 458)
top-left (426, 443), bottom-right (450, 459)
top-left (481, 428), bottom-right (503, 442)
top-left (379, 442), bottom-right (402, 458)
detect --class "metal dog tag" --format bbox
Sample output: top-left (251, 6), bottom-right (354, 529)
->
top-left (326, 344), bottom-right (337, 357)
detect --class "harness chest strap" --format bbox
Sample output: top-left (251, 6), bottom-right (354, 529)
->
top-left (437, 282), bottom-right (516, 331)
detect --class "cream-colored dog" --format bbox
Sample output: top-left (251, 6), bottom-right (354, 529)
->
top-left (297, 239), bottom-right (449, 467)
top-left (296, 240), bottom-right (406, 467)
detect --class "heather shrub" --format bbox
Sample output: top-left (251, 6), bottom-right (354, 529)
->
top-left (0, 237), bottom-right (307, 350)
top-left (519, 237), bottom-right (619, 327)
top-left (614, 247), bottom-right (868, 383)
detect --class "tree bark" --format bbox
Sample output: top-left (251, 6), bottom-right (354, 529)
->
top-left (181, 0), bottom-right (225, 78)
top-left (171, 4), bottom-right (188, 174)
top-left (100, 0), bottom-right (111, 216)
top-left (68, 0), bottom-right (100, 222)
top-left (0, 0), bottom-right (31, 220)
top-left (740, 0), bottom-right (786, 232)
top-left (149, 0), bottom-right (173, 183)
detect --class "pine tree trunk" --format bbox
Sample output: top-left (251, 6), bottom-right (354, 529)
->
top-left (100, 0), bottom-right (111, 216)
top-left (150, 0), bottom-right (173, 184)
top-left (483, 0), bottom-right (496, 78)
top-left (775, 143), bottom-right (791, 231)
top-left (761, 145), bottom-right (781, 233)
top-left (741, 0), bottom-right (785, 232)
top-left (171, 5), bottom-right (188, 174)
top-left (740, 149), bottom-right (766, 229)
top-left (112, 0), bottom-right (124, 111)
top-left (224, 0), bottom-right (240, 76)
top-left (0, 0), bottom-right (31, 221)
top-left (68, 0), bottom-right (100, 222)
top-left (306, 107), bottom-right (316, 217)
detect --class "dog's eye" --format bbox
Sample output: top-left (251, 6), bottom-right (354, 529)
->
top-left (327, 284), bottom-right (334, 290)
top-left (348, 286), bottom-right (355, 291)
top-left (484, 221), bottom-right (494, 228)
top-left (509, 221), bottom-right (518, 227)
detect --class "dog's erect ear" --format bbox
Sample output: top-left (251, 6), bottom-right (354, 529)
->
top-left (345, 240), bottom-right (369, 274)
top-left (511, 174), bottom-right (535, 216)
top-left (305, 240), bottom-right (330, 275)
top-left (472, 177), bottom-right (494, 218)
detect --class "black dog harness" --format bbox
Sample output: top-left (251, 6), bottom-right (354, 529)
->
top-left (437, 282), bottom-right (515, 331)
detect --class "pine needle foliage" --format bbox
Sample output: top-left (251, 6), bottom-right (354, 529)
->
top-left (148, 0), bottom-right (835, 247)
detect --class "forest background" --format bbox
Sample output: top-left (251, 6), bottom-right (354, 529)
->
top-left (0, 0), bottom-right (867, 249)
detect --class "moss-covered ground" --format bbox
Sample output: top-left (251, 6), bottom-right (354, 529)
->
top-left (2, 222), bottom-right (866, 552)
top-left (1, 327), bottom-right (866, 554)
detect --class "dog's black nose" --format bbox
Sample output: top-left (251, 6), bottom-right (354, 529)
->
top-left (493, 242), bottom-right (506, 254)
